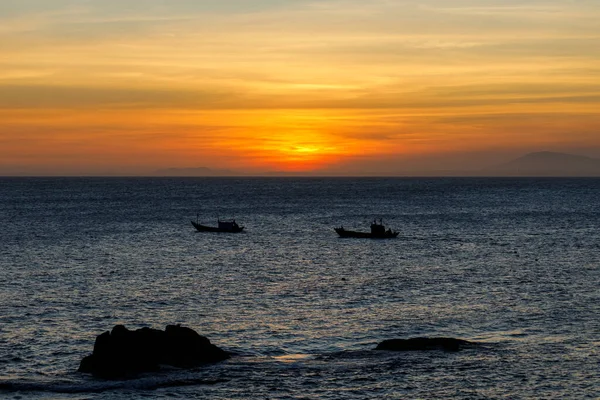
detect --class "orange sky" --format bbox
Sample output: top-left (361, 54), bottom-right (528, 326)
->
top-left (1, 1), bottom-right (600, 175)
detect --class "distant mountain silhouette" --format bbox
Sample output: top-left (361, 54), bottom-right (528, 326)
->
top-left (155, 167), bottom-right (242, 176)
top-left (484, 151), bottom-right (600, 176)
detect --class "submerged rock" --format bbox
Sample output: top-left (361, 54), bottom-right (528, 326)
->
top-left (78, 325), bottom-right (230, 379)
top-left (375, 337), bottom-right (475, 352)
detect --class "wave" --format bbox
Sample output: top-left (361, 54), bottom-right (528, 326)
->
top-left (0, 375), bottom-right (228, 394)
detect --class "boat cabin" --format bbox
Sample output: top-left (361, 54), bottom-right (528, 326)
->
top-left (370, 219), bottom-right (386, 235)
top-left (218, 220), bottom-right (239, 230)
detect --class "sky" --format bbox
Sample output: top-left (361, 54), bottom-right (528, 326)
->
top-left (1, 0), bottom-right (600, 175)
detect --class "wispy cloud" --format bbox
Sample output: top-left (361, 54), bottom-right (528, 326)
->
top-left (1, 0), bottom-right (600, 174)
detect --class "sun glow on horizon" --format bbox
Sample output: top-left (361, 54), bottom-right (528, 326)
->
top-left (291, 146), bottom-right (321, 154)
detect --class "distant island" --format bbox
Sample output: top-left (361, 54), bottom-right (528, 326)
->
top-left (483, 151), bottom-right (600, 177)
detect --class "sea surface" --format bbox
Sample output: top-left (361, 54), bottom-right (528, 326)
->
top-left (0, 177), bottom-right (599, 399)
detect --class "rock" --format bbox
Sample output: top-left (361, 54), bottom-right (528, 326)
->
top-left (78, 325), bottom-right (230, 379)
top-left (375, 337), bottom-right (475, 352)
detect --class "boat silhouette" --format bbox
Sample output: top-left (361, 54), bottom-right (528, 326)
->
top-left (335, 219), bottom-right (398, 239)
top-left (191, 216), bottom-right (244, 233)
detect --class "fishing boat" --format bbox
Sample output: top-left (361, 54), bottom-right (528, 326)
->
top-left (335, 219), bottom-right (398, 239)
top-left (191, 217), bottom-right (244, 233)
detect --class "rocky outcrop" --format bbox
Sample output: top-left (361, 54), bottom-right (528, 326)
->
top-left (375, 337), bottom-right (475, 352)
top-left (78, 325), bottom-right (230, 379)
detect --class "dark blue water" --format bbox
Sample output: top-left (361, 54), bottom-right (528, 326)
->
top-left (1, 178), bottom-right (599, 399)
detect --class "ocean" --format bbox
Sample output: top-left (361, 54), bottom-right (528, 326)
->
top-left (1, 177), bottom-right (598, 399)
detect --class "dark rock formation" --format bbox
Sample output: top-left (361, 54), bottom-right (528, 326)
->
top-left (78, 325), bottom-right (230, 379)
top-left (375, 337), bottom-right (475, 352)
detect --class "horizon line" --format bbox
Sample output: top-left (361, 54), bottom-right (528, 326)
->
top-left (2, 174), bottom-right (600, 179)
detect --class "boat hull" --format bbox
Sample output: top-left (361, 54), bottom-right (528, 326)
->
top-left (191, 221), bottom-right (245, 233)
top-left (335, 227), bottom-right (398, 239)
